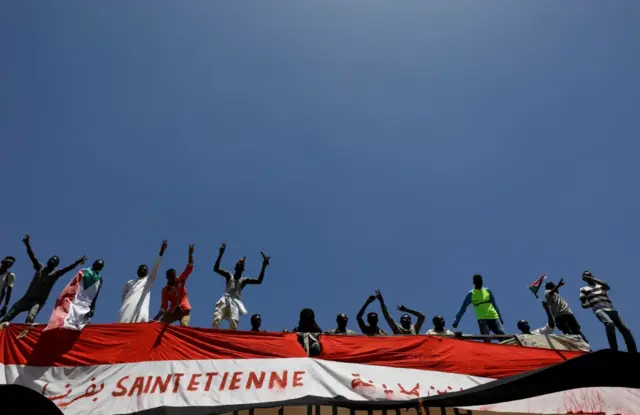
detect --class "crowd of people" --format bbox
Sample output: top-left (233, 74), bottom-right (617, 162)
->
top-left (0, 236), bottom-right (636, 353)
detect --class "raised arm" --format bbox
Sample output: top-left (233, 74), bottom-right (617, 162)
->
top-left (488, 289), bottom-right (503, 323)
top-left (375, 289), bottom-right (400, 334)
top-left (399, 305), bottom-right (426, 333)
top-left (57, 256), bottom-right (87, 279)
top-left (453, 292), bottom-right (472, 328)
top-left (0, 274), bottom-right (13, 317)
top-left (22, 234), bottom-right (41, 270)
top-left (179, 244), bottom-right (195, 282)
top-left (357, 295), bottom-right (376, 332)
top-left (548, 278), bottom-right (565, 295)
top-left (213, 243), bottom-right (231, 278)
top-left (243, 252), bottom-right (271, 286)
top-left (148, 240), bottom-right (168, 283)
top-left (542, 301), bottom-right (555, 329)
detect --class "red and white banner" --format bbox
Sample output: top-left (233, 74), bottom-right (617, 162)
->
top-left (0, 323), bottom-right (637, 415)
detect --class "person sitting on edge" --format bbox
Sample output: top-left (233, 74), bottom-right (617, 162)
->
top-left (356, 294), bottom-right (388, 336)
top-left (0, 256), bottom-right (17, 319)
top-left (376, 289), bottom-right (425, 335)
top-left (250, 314), bottom-right (263, 332)
top-left (1, 234), bottom-right (85, 325)
top-left (425, 315), bottom-right (454, 336)
top-left (118, 240), bottom-right (168, 323)
top-left (545, 278), bottom-right (588, 343)
top-left (517, 301), bottom-right (555, 335)
top-left (580, 270), bottom-right (636, 353)
top-left (212, 243), bottom-right (270, 330)
top-left (452, 274), bottom-right (505, 340)
top-left (325, 313), bottom-right (357, 335)
top-left (153, 244), bottom-right (195, 326)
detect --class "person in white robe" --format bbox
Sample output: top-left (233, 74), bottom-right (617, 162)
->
top-left (211, 242), bottom-right (270, 330)
top-left (118, 240), bottom-right (168, 323)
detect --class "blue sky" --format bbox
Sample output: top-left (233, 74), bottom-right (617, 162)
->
top-left (1, 2), bottom-right (638, 351)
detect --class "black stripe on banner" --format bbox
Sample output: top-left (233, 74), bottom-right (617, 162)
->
top-left (119, 350), bottom-right (640, 415)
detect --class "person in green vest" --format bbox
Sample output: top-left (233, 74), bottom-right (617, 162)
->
top-left (452, 274), bottom-right (505, 337)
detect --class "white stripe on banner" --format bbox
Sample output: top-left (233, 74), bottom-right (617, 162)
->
top-left (1, 358), bottom-right (638, 415)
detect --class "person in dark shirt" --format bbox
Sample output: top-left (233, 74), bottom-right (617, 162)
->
top-left (325, 313), bottom-right (357, 335)
top-left (356, 293), bottom-right (388, 336)
top-left (1, 234), bottom-right (85, 324)
top-left (250, 314), bottom-right (263, 331)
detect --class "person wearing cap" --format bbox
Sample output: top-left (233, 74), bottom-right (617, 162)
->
top-left (425, 315), bottom-right (454, 336)
top-left (517, 301), bottom-right (555, 335)
top-left (579, 270), bottom-right (636, 353)
top-left (0, 256), bottom-right (17, 319)
top-left (326, 313), bottom-right (357, 335)
top-left (212, 242), bottom-right (270, 330)
top-left (356, 294), bottom-right (388, 336)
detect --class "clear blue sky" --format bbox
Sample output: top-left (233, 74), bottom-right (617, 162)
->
top-left (1, 2), bottom-right (638, 351)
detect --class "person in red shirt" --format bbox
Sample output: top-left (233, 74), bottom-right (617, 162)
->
top-left (153, 244), bottom-right (194, 326)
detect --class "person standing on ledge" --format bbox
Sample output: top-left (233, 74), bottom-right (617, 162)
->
top-left (326, 313), bottom-right (357, 335)
top-left (250, 314), bottom-right (264, 332)
top-left (580, 270), bottom-right (636, 353)
top-left (356, 294), bottom-right (388, 336)
top-left (425, 315), bottom-right (454, 336)
top-left (0, 256), bottom-right (17, 319)
top-left (376, 289), bottom-right (425, 335)
top-left (118, 240), bottom-right (168, 323)
top-left (1, 234), bottom-right (85, 325)
top-left (545, 278), bottom-right (588, 343)
top-left (153, 244), bottom-right (195, 326)
top-left (211, 242), bottom-right (270, 330)
top-left (452, 274), bottom-right (505, 339)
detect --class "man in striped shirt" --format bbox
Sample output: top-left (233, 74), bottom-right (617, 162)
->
top-left (579, 271), bottom-right (636, 353)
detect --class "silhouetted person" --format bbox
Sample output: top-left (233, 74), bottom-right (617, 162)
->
top-left (153, 244), bottom-right (195, 326)
top-left (453, 274), bottom-right (504, 338)
top-left (517, 301), bottom-right (555, 335)
top-left (212, 243), bottom-right (270, 330)
top-left (293, 308), bottom-right (322, 356)
top-left (356, 294), bottom-right (388, 336)
top-left (1, 234), bottom-right (85, 324)
top-left (376, 289), bottom-right (425, 335)
top-left (425, 315), bottom-right (454, 335)
top-left (250, 314), bottom-right (263, 332)
top-left (119, 240), bottom-right (168, 323)
top-left (0, 256), bottom-right (17, 319)
top-left (326, 313), bottom-right (356, 335)
top-left (545, 278), bottom-right (588, 343)
top-left (580, 271), bottom-right (636, 353)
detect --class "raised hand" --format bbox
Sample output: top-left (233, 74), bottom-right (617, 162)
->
top-left (189, 244), bottom-right (195, 255)
top-left (78, 256), bottom-right (88, 265)
top-left (397, 305), bottom-right (408, 312)
top-left (219, 243), bottom-right (226, 253)
top-left (160, 240), bottom-right (168, 255)
top-left (374, 289), bottom-right (383, 300)
top-left (22, 234), bottom-right (30, 244)
top-left (558, 277), bottom-right (565, 287)
top-left (452, 321), bottom-right (459, 329)
top-left (261, 251), bottom-right (270, 266)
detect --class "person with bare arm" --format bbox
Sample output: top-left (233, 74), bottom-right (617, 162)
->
top-left (356, 294), bottom-right (388, 336)
top-left (211, 242), bottom-right (270, 330)
top-left (0, 256), bottom-right (17, 319)
top-left (118, 240), bottom-right (168, 323)
top-left (545, 278), bottom-right (588, 342)
top-left (376, 289), bottom-right (425, 335)
top-left (1, 234), bottom-right (86, 325)
top-left (153, 244), bottom-right (195, 326)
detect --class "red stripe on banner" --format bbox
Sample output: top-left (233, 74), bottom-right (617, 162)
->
top-left (0, 323), bottom-right (308, 367)
top-left (319, 334), bottom-right (584, 379)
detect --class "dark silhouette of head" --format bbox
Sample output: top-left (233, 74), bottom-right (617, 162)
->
top-left (234, 258), bottom-right (246, 278)
top-left (336, 313), bottom-right (348, 330)
top-left (297, 308), bottom-right (321, 333)
top-left (432, 315), bottom-right (445, 331)
top-left (517, 320), bottom-right (530, 334)
top-left (582, 270), bottom-right (594, 285)
top-left (251, 314), bottom-right (261, 331)
top-left (137, 264), bottom-right (148, 278)
top-left (367, 311), bottom-right (378, 327)
top-left (166, 268), bottom-right (177, 286)
top-left (92, 259), bottom-right (104, 272)
top-left (473, 274), bottom-right (483, 289)
top-left (46, 256), bottom-right (60, 269)
top-left (400, 314), bottom-right (412, 329)
top-left (545, 281), bottom-right (556, 290)
top-left (1, 256), bottom-right (15, 271)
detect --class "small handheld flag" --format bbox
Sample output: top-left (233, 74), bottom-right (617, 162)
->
top-left (528, 273), bottom-right (547, 298)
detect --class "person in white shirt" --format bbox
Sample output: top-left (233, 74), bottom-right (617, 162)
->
top-left (118, 240), bottom-right (168, 323)
top-left (517, 301), bottom-right (555, 335)
top-left (425, 315), bottom-right (455, 336)
top-left (0, 256), bottom-right (16, 319)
